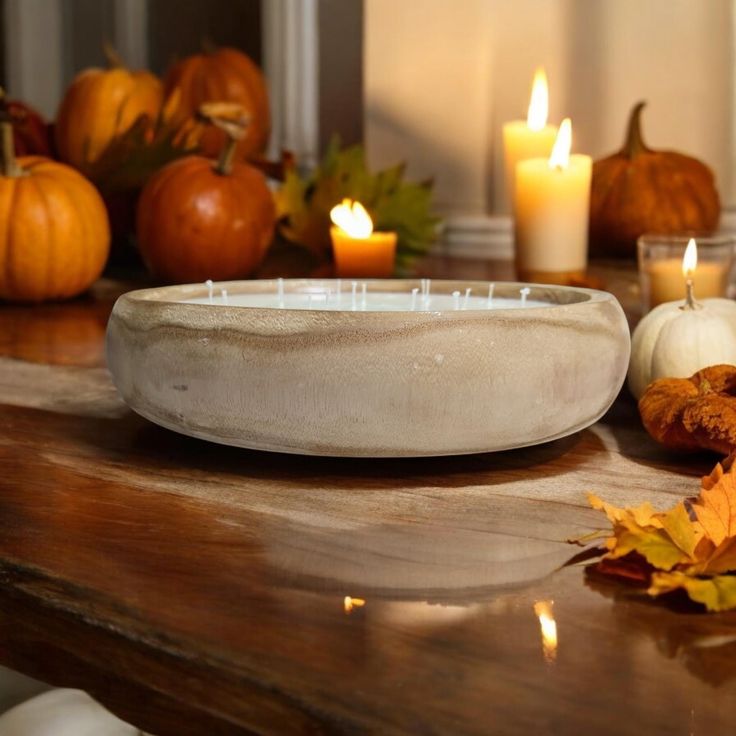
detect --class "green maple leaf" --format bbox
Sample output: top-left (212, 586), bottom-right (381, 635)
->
top-left (274, 136), bottom-right (441, 271)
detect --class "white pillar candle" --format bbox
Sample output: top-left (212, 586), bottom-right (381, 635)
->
top-left (514, 118), bottom-right (592, 283)
top-left (502, 68), bottom-right (558, 213)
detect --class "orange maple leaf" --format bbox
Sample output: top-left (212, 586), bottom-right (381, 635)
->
top-left (690, 458), bottom-right (736, 547)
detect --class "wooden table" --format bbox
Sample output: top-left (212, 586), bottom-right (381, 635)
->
top-left (0, 260), bottom-right (734, 735)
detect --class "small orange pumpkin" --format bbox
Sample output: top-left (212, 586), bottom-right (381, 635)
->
top-left (55, 45), bottom-right (163, 176)
top-left (589, 101), bottom-right (721, 258)
top-left (164, 45), bottom-right (269, 161)
top-left (0, 113), bottom-right (110, 302)
top-left (136, 103), bottom-right (275, 283)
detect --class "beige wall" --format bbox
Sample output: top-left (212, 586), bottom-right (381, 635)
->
top-left (365, 0), bottom-right (735, 216)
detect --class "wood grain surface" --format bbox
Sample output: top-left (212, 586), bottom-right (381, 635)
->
top-left (0, 261), bottom-right (734, 735)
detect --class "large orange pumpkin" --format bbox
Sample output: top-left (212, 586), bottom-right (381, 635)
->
top-left (136, 103), bottom-right (275, 283)
top-left (589, 101), bottom-right (721, 258)
top-left (164, 46), bottom-right (269, 161)
top-left (0, 116), bottom-right (110, 302)
top-left (55, 46), bottom-right (163, 176)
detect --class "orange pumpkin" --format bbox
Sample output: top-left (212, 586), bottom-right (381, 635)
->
top-left (136, 103), bottom-right (275, 283)
top-left (0, 117), bottom-right (110, 302)
top-left (55, 46), bottom-right (163, 176)
top-left (589, 101), bottom-right (721, 258)
top-left (164, 46), bottom-right (269, 161)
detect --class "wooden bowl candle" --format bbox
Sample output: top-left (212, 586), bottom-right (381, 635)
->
top-left (106, 279), bottom-right (630, 457)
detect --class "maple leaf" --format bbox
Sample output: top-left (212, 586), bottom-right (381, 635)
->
top-left (577, 457), bottom-right (736, 611)
top-left (689, 461), bottom-right (736, 547)
top-left (608, 527), bottom-right (690, 571)
top-left (587, 492), bottom-right (662, 529)
top-left (649, 571), bottom-right (736, 612)
top-left (85, 88), bottom-right (204, 193)
top-left (274, 136), bottom-right (440, 271)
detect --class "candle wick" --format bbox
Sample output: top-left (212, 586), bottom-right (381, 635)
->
top-left (681, 277), bottom-right (701, 311)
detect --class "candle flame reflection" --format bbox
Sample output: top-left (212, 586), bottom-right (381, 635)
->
top-left (330, 198), bottom-right (374, 238)
top-left (527, 67), bottom-right (549, 131)
top-left (344, 596), bottom-right (366, 614)
top-left (533, 600), bottom-right (558, 663)
top-left (682, 238), bottom-right (698, 278)
top-left (548, 118), bottom-right (572, 170)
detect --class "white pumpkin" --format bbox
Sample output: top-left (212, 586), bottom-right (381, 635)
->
top-left (628, 298), bottom-right (736, 399)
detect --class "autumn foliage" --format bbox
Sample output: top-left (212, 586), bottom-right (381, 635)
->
top-left (584, 455), bottom-right (736, 611)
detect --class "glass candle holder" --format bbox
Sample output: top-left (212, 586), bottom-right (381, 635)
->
top-left (637, 234), bottom-right (735, 312)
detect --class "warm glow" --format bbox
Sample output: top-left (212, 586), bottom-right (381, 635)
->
top-left (682, 238), bottom-right (698, 277)
top-left (548, 118), bottom-right (572, 170)
top-left (527, 67), bottom-right (549, 131)
top-left (534, 600), bottom-right (558, 663)
top-left (343, 596), bottom-right (366, 614)
top-left (330, 199), bottom-right (374, 239)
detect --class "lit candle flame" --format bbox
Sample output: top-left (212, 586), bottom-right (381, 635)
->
top-left (682, 238), bottom-right (698, 278)
top-left (533, 600), bottom-right (558, 663)
top-left (527, 67), bottom-right (549, 131)
top-left (330, 198), bottom-right (374, 238)
top-left (548, 118), bottom-right (572, 170)
top-left (344, 596), bottom-right (366, 614)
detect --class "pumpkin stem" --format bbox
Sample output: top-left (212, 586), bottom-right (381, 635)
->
top-left (622, 101), bottom-right (650, 158)
top-left (0, 89), bottom-right (24, 178)
top-left (196, 103), bottom-right (249, 176)
top-left (102, 40), bottom-right (124, 68)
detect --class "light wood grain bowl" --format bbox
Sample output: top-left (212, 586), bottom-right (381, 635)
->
top-left (106, 279), bottom-right (630, 457)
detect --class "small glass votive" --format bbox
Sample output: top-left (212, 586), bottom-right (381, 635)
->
top-left (637, 234), bottom-right (735, 312)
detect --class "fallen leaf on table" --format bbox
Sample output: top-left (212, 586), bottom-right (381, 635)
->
top-left (649, 571), bottom-right (736, 613)
top-left (689, 460), bottom-right (736, 546)
top-left (574, 454), bottom-right (736, 611)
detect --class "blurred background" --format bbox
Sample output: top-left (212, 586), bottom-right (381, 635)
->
top-left (3, 0), bottom-right (734, 220)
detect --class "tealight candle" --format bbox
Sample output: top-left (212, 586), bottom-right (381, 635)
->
top-left (638, 234), bottom-right (733, 311)
top-left (502, 68), bottom-right (558, 213)
top-left (513, 118), bottom-right (592, 284)
top-left (329, 199), bottom-right (397, 278)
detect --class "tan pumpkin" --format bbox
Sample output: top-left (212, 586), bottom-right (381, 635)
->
top-left (164, 46), bottom-right (269, 161)
top-left (55, 45), bottom-right (163, 176)
top-left (136, 103), bottom-right (275, 283)
top-left (0, 115), bottom-right (110, 302)
top-left (589, 101), bottom-right (720, 259)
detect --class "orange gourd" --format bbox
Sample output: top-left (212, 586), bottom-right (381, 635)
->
top-left (136, 103), bottom-right (275, 283)
top-left (55, 45), bottom-right (163, 176)
top-left (164, 46), bottom-right (269, 161)
top-left (589, 102), bottom-right (721, 258)
top-left (0, 114), bottom-right (110, 302)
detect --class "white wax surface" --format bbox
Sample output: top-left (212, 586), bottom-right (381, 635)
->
top-left (182, 291), bottom-right (550, 312)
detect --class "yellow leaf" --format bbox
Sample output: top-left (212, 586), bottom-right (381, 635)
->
top-left (690, 537), bottom-right (736, 575)
top-left (587, 493), bottom-right (662, 529)
top-left (649, 571), bottom-right (736, 612)
top-left (609, 527), bottom-right (689, 571)
top-left (660, 502), bottom-right (703, 558)
top-left (690, 461), bottom-right (736, 546)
